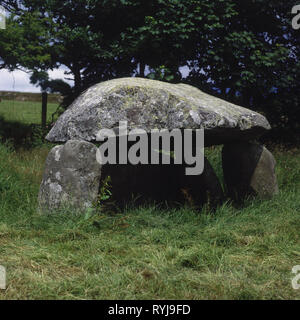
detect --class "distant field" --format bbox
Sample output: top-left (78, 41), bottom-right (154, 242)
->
top-left (0, 99), bottom-right (59, 125)
top-left (0, 91), bottom-right (62, 104)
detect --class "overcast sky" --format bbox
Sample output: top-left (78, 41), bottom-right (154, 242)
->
top-left (0, 67), bottom-right (74, 92)
top-left (0, 66), bottom-right (190, 93)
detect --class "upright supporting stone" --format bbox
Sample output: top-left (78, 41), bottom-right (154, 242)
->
top-left (38, 140), bottom-right (102, 213)
top-left (222, 142), bottom-right (279, 201)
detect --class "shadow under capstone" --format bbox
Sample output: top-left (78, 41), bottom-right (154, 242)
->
top-left (99, 157), bottom-right (224, 211)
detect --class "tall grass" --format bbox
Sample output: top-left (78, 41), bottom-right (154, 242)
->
top-left (0, 141), bottom-right (299, 300)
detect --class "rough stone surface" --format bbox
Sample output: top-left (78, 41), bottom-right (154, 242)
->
top-left (100, 156), bottom-right (224, 209)
top-left (222, 143), bottom-right (279, 201)
top-left (38, 140), bottom-right (102, 213)
top-left (46, 77), bottom-right (271, 146)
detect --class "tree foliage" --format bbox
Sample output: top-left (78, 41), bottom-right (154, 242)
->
top-left (0, 0), bottom-right (299, 131)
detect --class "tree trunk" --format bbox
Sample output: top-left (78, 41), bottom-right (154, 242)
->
top-left (41, 92), bottom-right (48, 129)
top-left (73, 64), bottom-right (82, 93)
top-left (139, 62), bottom-right (145, 77)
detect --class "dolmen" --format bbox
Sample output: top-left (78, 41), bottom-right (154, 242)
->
top-left (38, 77), bottom-right (278, 213)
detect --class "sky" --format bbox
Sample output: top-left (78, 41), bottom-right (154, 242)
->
top-left (0, 67), bottom-right (74, 92)
top-left (0, 66), bottom-right (190, 93)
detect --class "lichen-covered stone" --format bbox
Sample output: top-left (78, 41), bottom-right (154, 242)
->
top-left (46, 77), bottom-right (271, 146)
top-left (222, 143), bottom-right (279, 201)
top-left (38, 140), bottom-right (101, 213)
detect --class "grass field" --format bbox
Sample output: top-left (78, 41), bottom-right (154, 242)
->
top-left (0, 99), bottom-right (299, 300)
top-left (0, 100), bottom-right (59, 125)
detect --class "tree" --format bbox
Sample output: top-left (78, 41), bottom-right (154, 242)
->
top-left (0, 0), bottom-right (299, 132)
top-left (0, 11), bottom-right (52, 71)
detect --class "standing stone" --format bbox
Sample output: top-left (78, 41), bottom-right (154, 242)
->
top-left (38, 140), bottom-right (102, 213)
top-left (222, 143), bottom-right (279, 201)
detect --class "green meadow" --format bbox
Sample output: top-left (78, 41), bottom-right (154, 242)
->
top-left (0, 98), bottom-right (299, 300)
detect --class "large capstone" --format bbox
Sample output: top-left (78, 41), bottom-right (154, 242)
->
top-left (38, 140), bottom-right (102, 213)
top-left (222, 143), bottom-right (279, 201)
top-left (46, 77), bottom-right (271, 146)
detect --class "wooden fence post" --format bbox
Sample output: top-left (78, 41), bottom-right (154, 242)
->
top-left (42, 92), bottom-right (48, 129)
